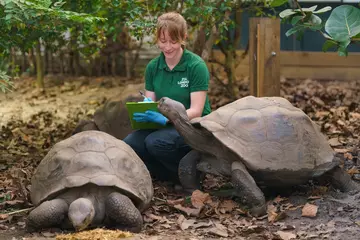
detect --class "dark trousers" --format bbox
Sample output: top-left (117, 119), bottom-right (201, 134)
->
top-left (123, 126), bottom-right (191, 183)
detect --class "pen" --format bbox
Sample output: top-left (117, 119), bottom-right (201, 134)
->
top-left (139, 90), bottom-right (146, 100)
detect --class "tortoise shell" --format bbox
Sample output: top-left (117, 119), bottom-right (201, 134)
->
top-left (191, 96), bottom-right (334, 173)
top-left (30, 131), bottom-right (153, 211)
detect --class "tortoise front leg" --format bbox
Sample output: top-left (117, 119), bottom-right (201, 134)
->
top-left (178, 150), bottom-right (202, 193)
top-left (231, 162), bottom-right (267, 217)
top-left (326, 166), bottom-right (360, 192)
top-left (26, 199), bottom-right (68, 232)
top-left (105, 192), bottom-right (143, 233)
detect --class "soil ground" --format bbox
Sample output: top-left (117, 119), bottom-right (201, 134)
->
top-left (0, 76), bottom-right (359, 240)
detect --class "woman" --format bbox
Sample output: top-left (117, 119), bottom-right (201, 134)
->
top-left (124, 12), bottom-right (211, 183)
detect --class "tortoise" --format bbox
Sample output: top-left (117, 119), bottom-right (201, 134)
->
top-left (73, 84), bottom-right (143, 139)
top-left (157, 96), bottom-right (360, 216)
top-left (26, 130), bottom-right (153, 233)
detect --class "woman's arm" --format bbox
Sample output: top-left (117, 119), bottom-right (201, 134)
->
top-left (145, 90), bottom-right (157, 101)
top-left (186, 91), bottom-right (207, 120)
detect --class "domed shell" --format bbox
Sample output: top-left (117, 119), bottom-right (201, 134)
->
top-left (191, 96), bottom-right (334, 172)
top-left (30, 131), bottom-right (153, 211)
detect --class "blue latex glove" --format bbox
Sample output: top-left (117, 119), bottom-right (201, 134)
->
top-left (143, 97), bottom-right (153, 102)
top-left (133, 110), bottom-right (168, 126)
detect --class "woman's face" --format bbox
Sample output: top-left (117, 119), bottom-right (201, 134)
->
top-left (157, 29), bottom-right (183, 60)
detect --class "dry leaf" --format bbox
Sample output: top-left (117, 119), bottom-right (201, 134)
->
top-left (302, 203), bottom-right (318, 218)
top-left (315, 111), bottom-right (330, 118)
top-left (42, 232), bottom-right (56, 237)
top-left (145, 212), bottom-right (163, 221)
top-left (218, 200), bottom-right (238, 213)
top-left (350, 112), bottom-right (360, 119)
top-left (166, 198), bottom-right (184, 205)
top-left (0, 224), bottom-right (8, 230)
top-left (174, 204), bottom-right (201, 217)
top-left (273, 195), bottom-right (287, 204)
top-left (192, 221), bottom-right (213, 229)
top-left (308, 196), bottom-right (322, 200)
top-left (276, 231), bottom-right (297, 240)
top-left (191, 190), bottom-right (210, 209)
top-left (328, 138), bottom-right (342, 147)
top-left (334, 148), bottom-right (349, 153)
top-left (0, 214), bottom-right (9, 220)
top-left (336, 119), bottom-right (345, 126)
top-left (347, 167), bottom-right (360, 175)
top-left (179, 219), bottom-right (196, 230)
top-left (344, 152), bottom-right (353, 160)
top-left (267, 204), bottom-right (279, 223)
top-left (208, 225), bottom-right (228, 238)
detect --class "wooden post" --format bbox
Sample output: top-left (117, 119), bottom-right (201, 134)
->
top-left (249, 18), bottom-right (280, 97)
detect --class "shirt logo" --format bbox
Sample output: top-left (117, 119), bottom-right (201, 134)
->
top-left (177, 78), bottom-right (189, 88)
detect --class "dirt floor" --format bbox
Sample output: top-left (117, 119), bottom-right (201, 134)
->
top-left (0, 75), bottom-right (359, 240)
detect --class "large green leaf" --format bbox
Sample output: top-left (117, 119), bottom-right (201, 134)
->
top-left (270, 0), bottom-right (288, 7)
top-left (313, 6), bottom-right (332, 14)
top-left (325, 5), bottom-right (360, 42)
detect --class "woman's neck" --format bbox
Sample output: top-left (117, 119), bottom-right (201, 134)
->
top-left (165, 48), bottom-right (184, 70)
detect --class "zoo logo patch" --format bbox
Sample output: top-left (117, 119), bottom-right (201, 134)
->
top-left (177, 78), bottom-right (189, 88)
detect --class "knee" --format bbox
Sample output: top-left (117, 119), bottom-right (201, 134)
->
top-left (144, 135), bottom-right (174, 156)
top-left (123, 132), bottom-right (145, 153)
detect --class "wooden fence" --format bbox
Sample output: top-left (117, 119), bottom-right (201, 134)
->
top-left (212, 50), bottom-right (360, 81)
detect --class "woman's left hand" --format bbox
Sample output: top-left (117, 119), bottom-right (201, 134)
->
top-left (133, 111), bottom-right (168, 126)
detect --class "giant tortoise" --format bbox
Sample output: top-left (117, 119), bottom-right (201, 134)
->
top-left (157, 96), bottom-right (359, 216)
top-left (27, 130), bottom-right (153, 232)
top-left (73, 84), bottom-right (143, 139)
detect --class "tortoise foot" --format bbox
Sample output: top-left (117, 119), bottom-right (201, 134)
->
top-left (231, 162), bottom-right (266, 217)
top-left (178, 150), bottom-right (202, 192)
top-left (328, 166), bottom-right (360, 193)
top-left (249, 203), bottom-right (267, 217)
top-left (26, 199), bottom-right (68, 232)
top-left (105, 192), bottom-right (143, 233)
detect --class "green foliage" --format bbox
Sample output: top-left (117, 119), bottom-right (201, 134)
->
top-left (0, 71), bottom-right (14, 93)
top-left (280, 3), bottom-right (360, 56)
top-left (0, 0), bottom-right (104, 91)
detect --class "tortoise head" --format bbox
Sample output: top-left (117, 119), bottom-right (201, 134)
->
top-left (158, 97), bottom-right (188, 122)
top-left (68, 198), bottom-right (95, 231)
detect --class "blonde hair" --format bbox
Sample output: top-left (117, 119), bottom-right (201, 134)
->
top-left (156, 12), bottom-right (187, 46)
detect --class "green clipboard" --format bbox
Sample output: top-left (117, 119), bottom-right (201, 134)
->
top-left (125, 102), bottom-right (166, 130)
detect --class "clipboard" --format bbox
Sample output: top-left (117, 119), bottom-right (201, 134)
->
top-left (125, 102), bottom-right (167, 130)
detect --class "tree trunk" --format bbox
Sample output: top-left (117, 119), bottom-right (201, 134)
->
top-left (130, 38), bottom-right (143, 78)
top-left (35, 40), bottom-right (44, 88)
top-left (10, 48), bottom-right (16, 77)
top-left (59, 51), bottom-right (64, 74)
top-left (111, 52), bottom-right (117, 76)
top-left (224, 9), bottom-right (242, 99)
top-left (74, 51), bottom-right (82, 76)
top-left (96, 56), bottom-right (102, 76)
top-left (44, 45), bottom-right (48, 75)
top-left (21, 50), bottom-right (27, 74)
top-left (124, 51), bottom-right (131, 79)
top-left (103, 55), bottom-right (109, 75)
top-left (28, 49), bottom-right (36, 76)
top-left (192, 25), bottom-right (206, 57)
top-left (201, 25), bottom-right (218, 62)
top-left (47, 48), bottom-right (53, 74)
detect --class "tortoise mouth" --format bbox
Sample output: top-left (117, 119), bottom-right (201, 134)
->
top-left (158, 98), bottom-right (169, 115)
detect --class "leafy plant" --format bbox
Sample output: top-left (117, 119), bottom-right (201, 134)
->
top-left (280, 1), bottom-right (360, 56)
top-left (0, 71), bottom-right (14, 93)
top-left (0, 0), bottom-right (104, 91)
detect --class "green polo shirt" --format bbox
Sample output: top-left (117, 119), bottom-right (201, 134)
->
top-left (145, 49), bottom-right (211, 116)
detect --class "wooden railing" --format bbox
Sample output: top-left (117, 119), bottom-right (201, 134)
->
top-left (211, 50), bottom-right (360, 81)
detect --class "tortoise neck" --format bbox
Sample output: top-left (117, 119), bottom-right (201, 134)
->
top-left (172, 117), bottom-right (221, 155)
